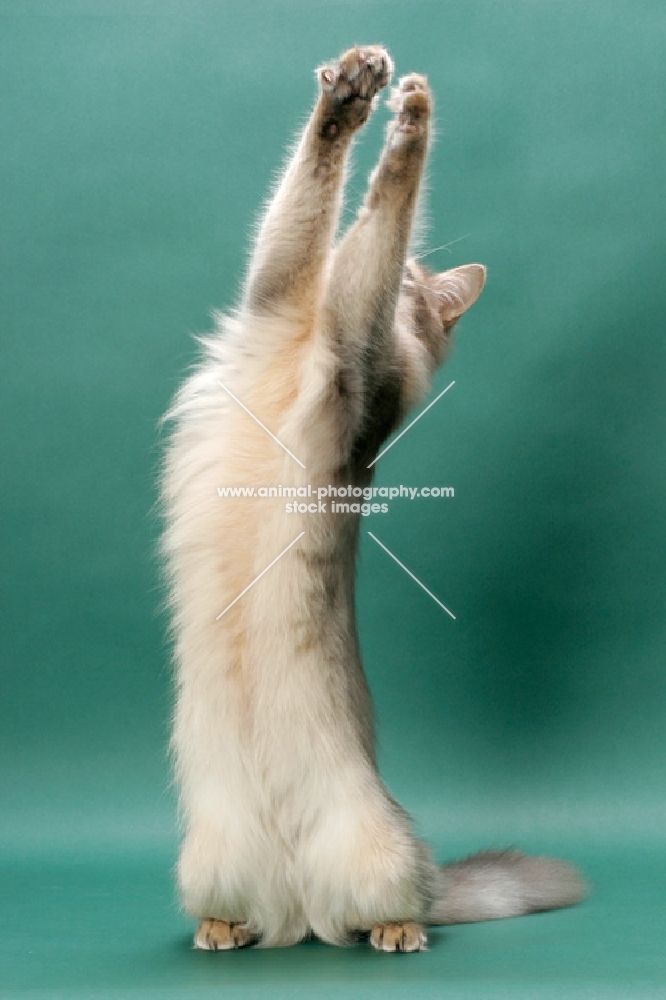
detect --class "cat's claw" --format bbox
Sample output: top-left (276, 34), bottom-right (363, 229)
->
top-left (369, 921), bottom-right (428, 953)
top-left (194, 918), bottom-right (254, 951)
top-left (318, 45), bottom-right (393, 104)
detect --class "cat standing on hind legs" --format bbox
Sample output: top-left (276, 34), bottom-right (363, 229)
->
top-left (161, 45), bottom-right (585, 953)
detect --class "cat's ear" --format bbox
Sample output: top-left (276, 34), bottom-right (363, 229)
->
top-left (433, 264), bottom-right (486, 323)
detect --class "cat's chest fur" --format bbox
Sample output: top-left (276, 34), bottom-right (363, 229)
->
top-left (262, 317), bottom-right (405, 485)
top-left (174, 321), bottom-right (376, 746)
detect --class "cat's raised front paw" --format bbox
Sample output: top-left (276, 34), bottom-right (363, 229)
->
top-left (387, 74), bottom-right (432, 142)
top-left (369, 921), bottom-right (428, 953)
top-left (317, 46), bottom-right (393, 129)
top-left (194, 918), bottom-right (254, 951)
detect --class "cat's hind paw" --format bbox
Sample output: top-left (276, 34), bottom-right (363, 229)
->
top-left (317, 46), bottom-right (393, 129)
top-left (369, 921), bottom-right (428, 953)
top-left (193, 918), bottom-right (254, 951)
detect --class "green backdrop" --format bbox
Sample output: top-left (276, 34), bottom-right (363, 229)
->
top-left (1, 1), bottom-right (665, 996)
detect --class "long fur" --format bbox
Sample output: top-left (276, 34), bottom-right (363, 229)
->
top-left (161, 46), bottom-right (585, 951)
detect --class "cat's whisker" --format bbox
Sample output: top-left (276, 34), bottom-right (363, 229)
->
top-left (405, 277), bottom-right (437, 293)
top-left (414, 234), bottom-right (471, 260)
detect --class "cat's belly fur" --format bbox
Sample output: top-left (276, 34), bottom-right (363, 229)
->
top-left (166, 370), bottom-right (434, 946)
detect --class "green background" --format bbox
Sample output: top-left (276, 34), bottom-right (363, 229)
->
top-left (2, 1), bottom-right (665, 996)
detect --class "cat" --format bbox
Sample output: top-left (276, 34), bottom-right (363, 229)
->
top-left (161, 45), bottom-right (585, 953)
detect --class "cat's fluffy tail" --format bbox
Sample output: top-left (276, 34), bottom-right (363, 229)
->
top-left (429, 849), bottom-right (587, 925)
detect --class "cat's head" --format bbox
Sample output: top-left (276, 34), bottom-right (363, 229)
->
top-left (401, 261), bottom-right (486, 369)
top-left (349, 261), bottom-right (486, 474)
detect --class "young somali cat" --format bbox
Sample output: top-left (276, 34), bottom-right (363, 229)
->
top-left (161, 46), bottom-right (585, 952)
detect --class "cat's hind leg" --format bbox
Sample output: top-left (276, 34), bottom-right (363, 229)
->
top-left (194, 919), bottom-right (256, 951)
top-left (300, 771), bottom-right (438, 951)
top-left (369, 921), bottom-right (428, 953)
top-left (243, 46), bottom-right (393, 321)
top-left (177, 807), bottom-right (310, 949)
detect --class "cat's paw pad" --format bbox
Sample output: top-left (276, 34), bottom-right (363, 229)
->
top-left (194, 918), bottom-right (254, 951)
top-left (369, 921), bottom-right (428, 953)
top-left (387, 74), bottom-right (432, 139)
top-left (318, 46), bottom-right (393, 108)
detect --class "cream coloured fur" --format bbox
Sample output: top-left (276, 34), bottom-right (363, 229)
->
top-left (161, 46), bottom-right (585, 952)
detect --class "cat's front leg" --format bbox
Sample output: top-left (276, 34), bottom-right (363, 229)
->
top-left (320, 74), bottom-right (433, 357)
top-left (316, 45), bottom-right (393, 137)
top-left (243, 46), bottom-right (392, 319)
top-left (384, 73), bottom-right (431, 151)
